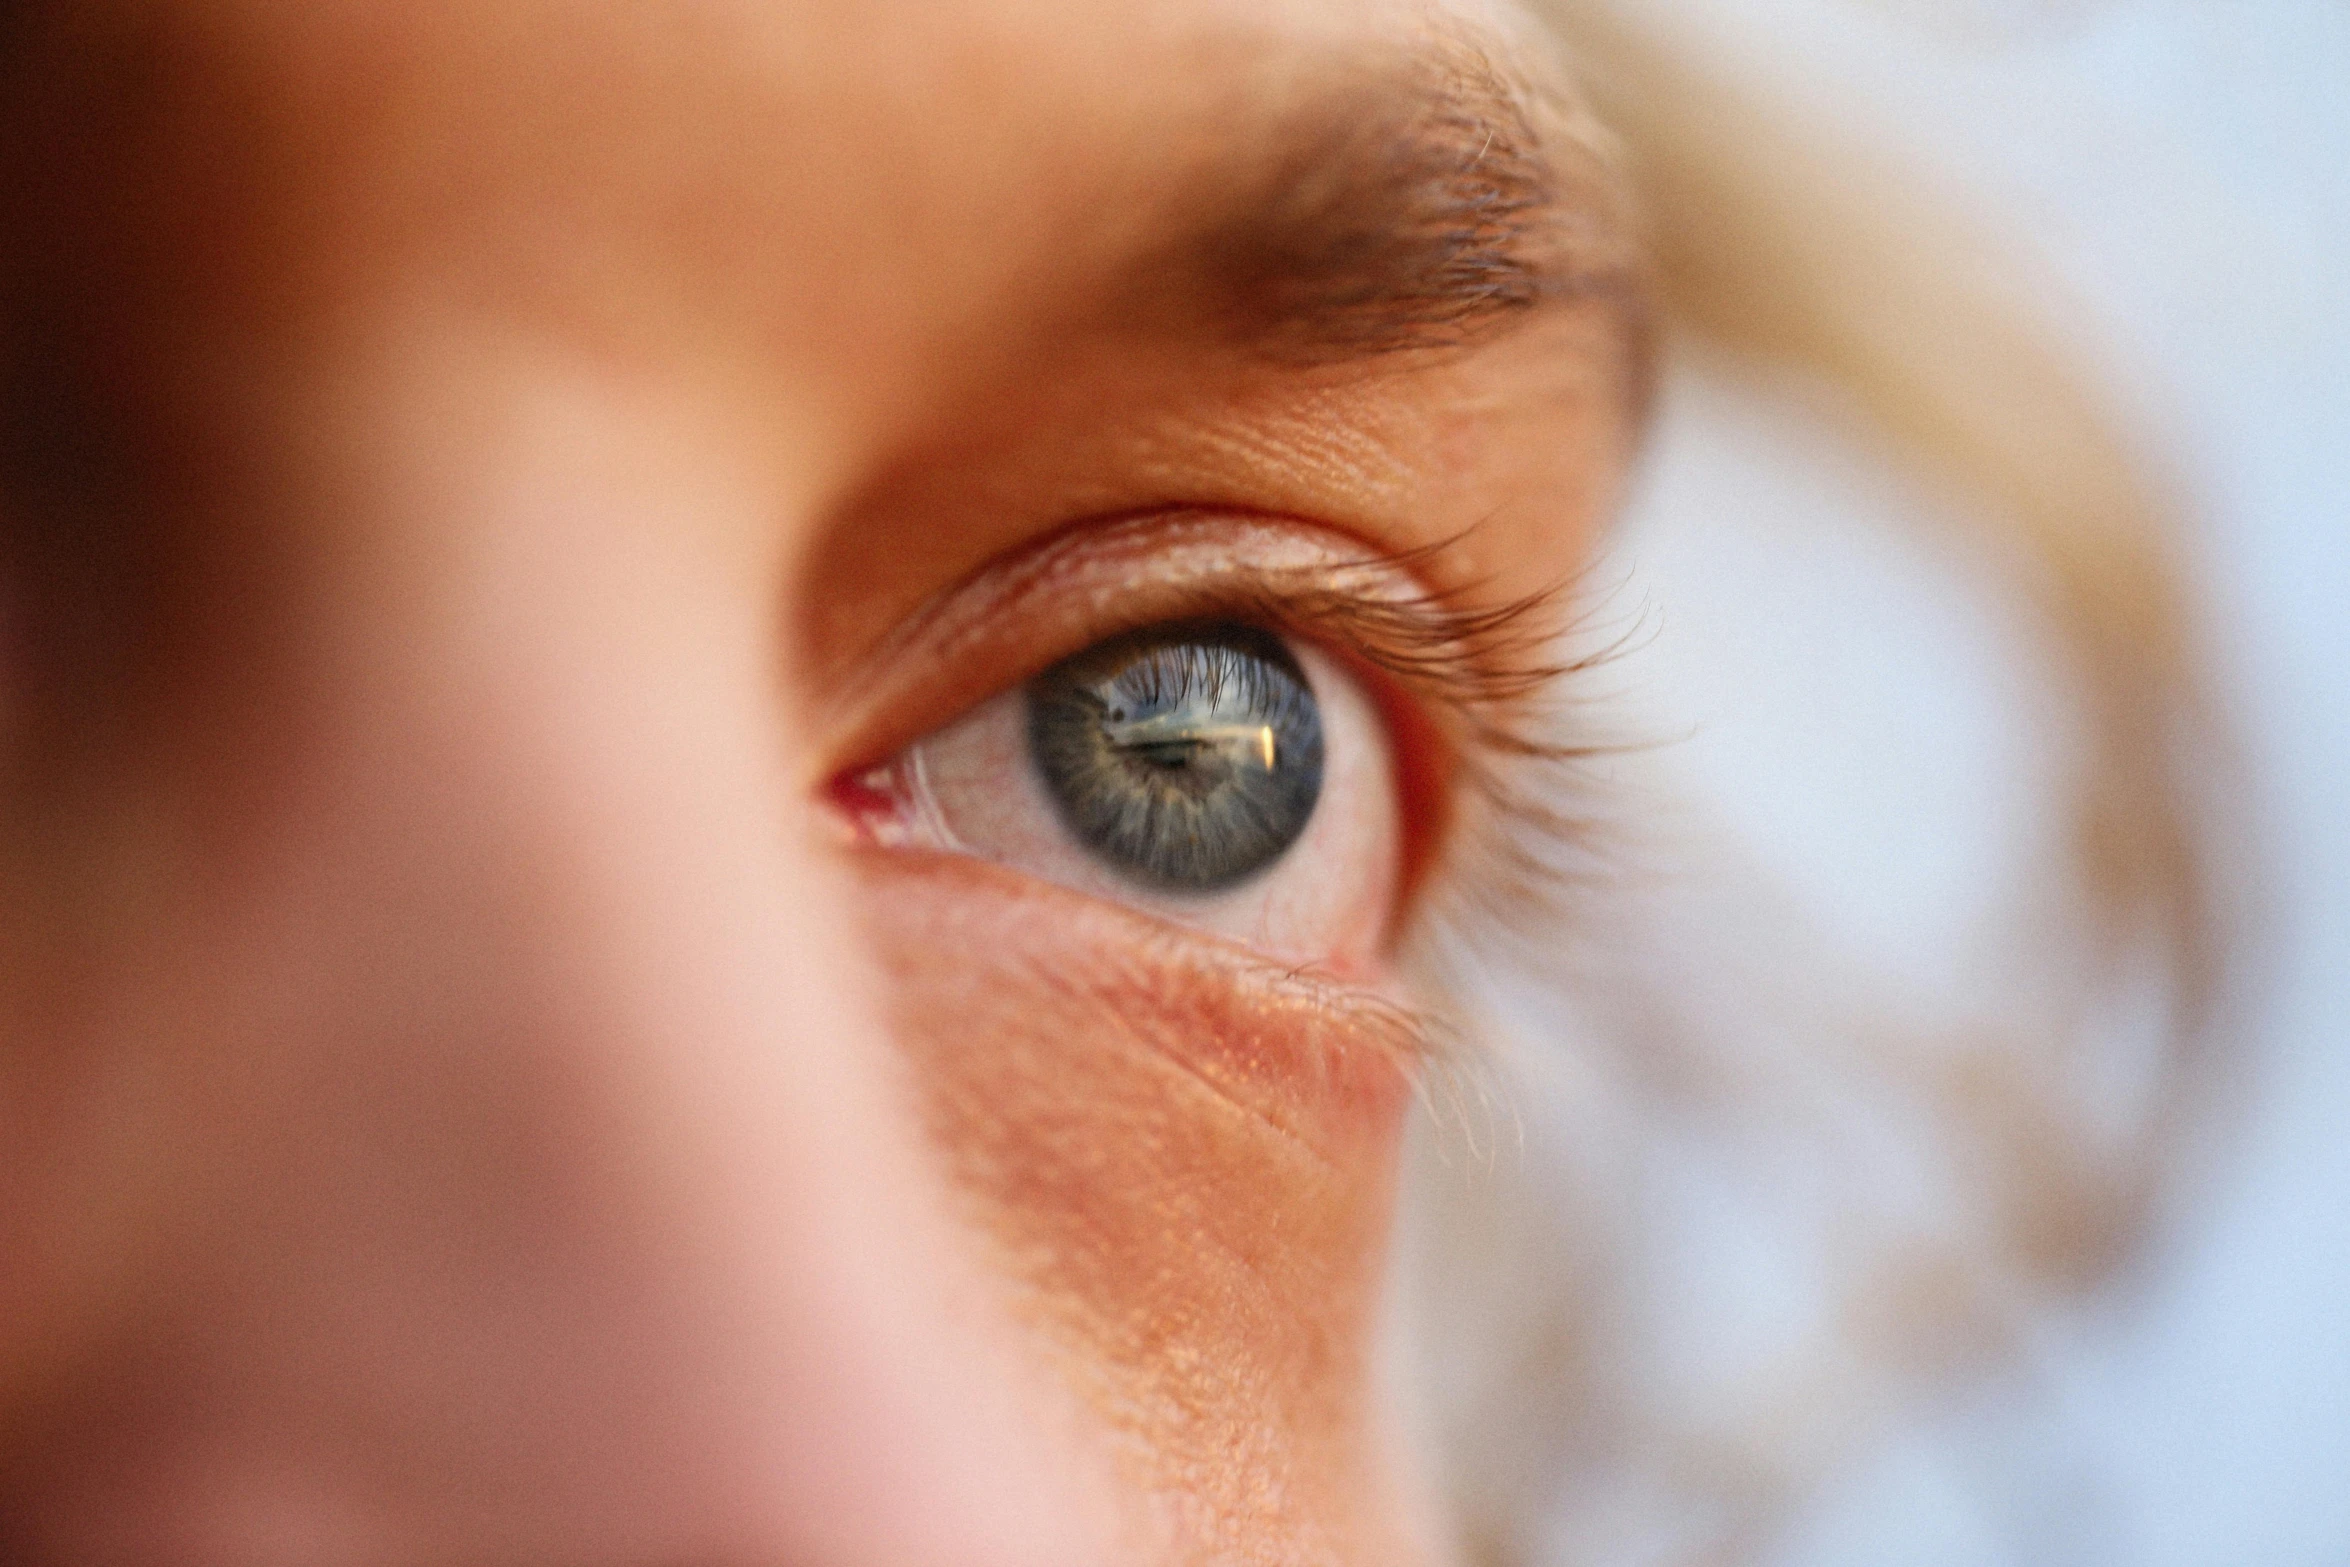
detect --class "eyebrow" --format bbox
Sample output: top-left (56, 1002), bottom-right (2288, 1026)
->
top-left (1119, 37), bottom-right (1649, 369)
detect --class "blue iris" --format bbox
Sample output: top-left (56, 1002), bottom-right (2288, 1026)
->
top-left (1026, 622), bottom-right (1324, 892)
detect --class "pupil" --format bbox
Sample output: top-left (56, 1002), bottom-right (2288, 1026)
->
top-left (1026, 622), bottom-right (1325, 892)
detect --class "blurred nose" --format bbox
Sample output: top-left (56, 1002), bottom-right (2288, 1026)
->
top-left (23, 361), bottom-right (1108, 1563)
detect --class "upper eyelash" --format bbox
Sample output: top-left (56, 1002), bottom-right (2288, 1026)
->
top-left (1223, 543), bottom-right (1634, 939)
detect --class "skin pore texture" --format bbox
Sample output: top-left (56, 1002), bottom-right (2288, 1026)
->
top-left (0, 0), bottom-right (1646, 1561)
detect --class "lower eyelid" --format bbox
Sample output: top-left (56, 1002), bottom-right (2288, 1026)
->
top-left (853, 849), bottom-right (1428, 1147)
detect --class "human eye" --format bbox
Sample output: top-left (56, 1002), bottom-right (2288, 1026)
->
top-left (841, 615), bottom-right (1397, 972)
top-left (820, 510), bottom-right (1586, 989)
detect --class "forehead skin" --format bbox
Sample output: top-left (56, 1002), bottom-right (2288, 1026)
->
top-left (0, 0), bottom-right (1641, 700)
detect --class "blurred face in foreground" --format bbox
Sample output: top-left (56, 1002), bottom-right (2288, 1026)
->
top-left (0, 0), bottom-right (1644, 1559)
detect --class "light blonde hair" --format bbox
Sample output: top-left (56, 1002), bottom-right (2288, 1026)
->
top-left (1393, 6), bottom-right (2245, 1562)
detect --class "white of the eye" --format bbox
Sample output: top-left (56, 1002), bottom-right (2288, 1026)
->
top-left (897, 639), bottom-right (1397, 970)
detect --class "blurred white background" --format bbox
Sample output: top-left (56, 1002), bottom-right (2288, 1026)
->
top-left (1601, 2), bottom-right (2348, 1563)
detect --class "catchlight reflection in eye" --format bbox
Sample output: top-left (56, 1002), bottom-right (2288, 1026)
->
top-left (1029, 624), bottom-right (1324, 892)
top-left (853, 619), bottom-right (1400, 970)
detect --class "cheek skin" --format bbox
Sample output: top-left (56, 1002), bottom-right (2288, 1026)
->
top-left (852, 850), bottom-right (1426, 1562)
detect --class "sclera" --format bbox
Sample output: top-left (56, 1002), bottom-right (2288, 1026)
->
top-left (893, 632), bottom-right (1399, 979)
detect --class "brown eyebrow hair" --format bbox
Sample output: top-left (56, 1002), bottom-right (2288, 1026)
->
top-left (1117, 34), bottom-right (1652, 373)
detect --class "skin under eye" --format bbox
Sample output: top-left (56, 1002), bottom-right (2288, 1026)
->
top-left (855, 618), bottom-right (1399, 974)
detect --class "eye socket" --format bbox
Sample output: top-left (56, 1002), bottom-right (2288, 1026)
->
top-left (1027, 622), bottom-right (1324, 893)
top-left (846, 616), bottom-right (1400, 972)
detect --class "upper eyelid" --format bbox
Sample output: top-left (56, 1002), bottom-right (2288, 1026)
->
top-left (819, 507), bottom-right (1572, 767)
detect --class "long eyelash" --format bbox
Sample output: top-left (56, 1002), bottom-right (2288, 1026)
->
top-left (1241, 543), bottom-right (1640, 933)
